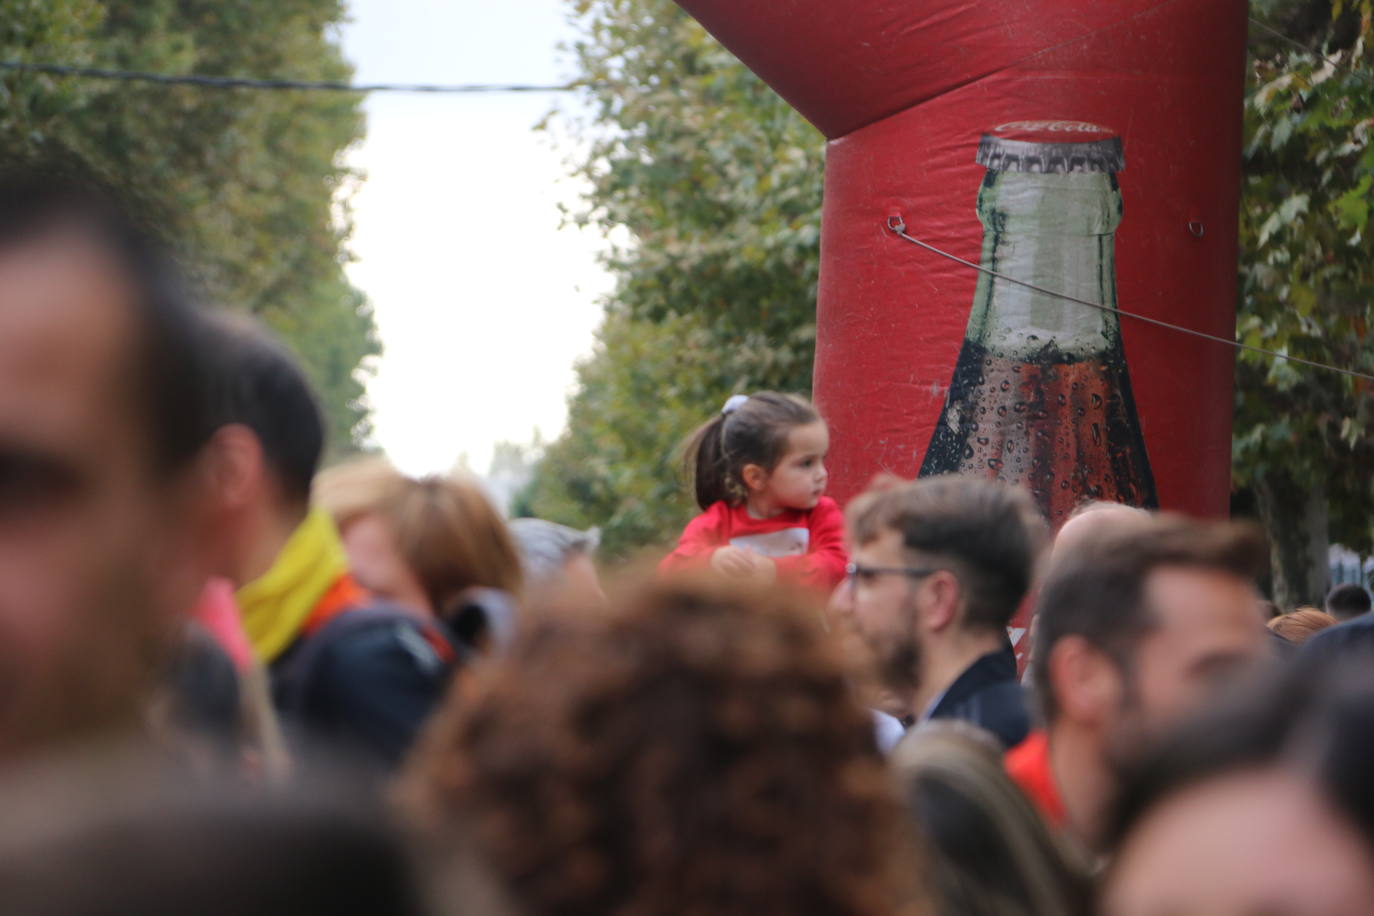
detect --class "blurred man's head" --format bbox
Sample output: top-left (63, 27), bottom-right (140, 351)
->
top-left (1105, 662), bottom-right (1374, 916)
top-left (198, 312), bottom-right (326, 584)
top-left (844, 476), bottom-right (1047, 699)
top-left (1035, 515), bottom-right (1270, 746)
top-left (0, 171), bottom-right (218, 756)
top-left (1324, 584), bottom-right (1372, 623)
top-left (1052, 501), bottom-right (1150, 566)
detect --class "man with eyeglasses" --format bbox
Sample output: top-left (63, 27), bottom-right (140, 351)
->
top-left (840, 476), bottom-right (1048, 750)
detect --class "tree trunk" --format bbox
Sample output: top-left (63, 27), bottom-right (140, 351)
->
top-left (1255, 466), bottom-right (1329, 609)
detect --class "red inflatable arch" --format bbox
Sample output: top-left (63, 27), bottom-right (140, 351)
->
top-left (671, 0), bottom-right (1249, 649)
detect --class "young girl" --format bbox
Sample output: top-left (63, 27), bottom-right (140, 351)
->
top-left (660, 392), bottom-right (848, 591)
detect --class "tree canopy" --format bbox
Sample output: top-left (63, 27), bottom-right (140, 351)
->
top-left (523, 0), bottom-right (823, 557)
top-left (0, 0), bottom-right (375, 454)
top-left (1239, 0), bottom-right (1374, 602)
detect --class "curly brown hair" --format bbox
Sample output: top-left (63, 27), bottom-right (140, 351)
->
top-left (400, 576), bottom-right (926, 916)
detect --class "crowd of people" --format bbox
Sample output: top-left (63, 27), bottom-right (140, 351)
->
top-left (3, 166), bottom-right (1374, 915)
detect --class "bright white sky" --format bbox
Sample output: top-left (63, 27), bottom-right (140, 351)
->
top-left (338, 0), bottom-right (610, 476)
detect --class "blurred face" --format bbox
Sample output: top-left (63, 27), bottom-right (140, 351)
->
top-left (339, 512), bottom-right (430, 613)
top-left (0, 230), bottom-right (209, 754)
top-left (828, 577), bottom-right (910, 718)
top-left (850, 528), bottom-right (923, 694)
top-left (759, 421), bottom-right (829, 511)
top-left (1105, 769), bottom-right (1374, 916)
top-left (1121, 566), bottom-right (1269, 736)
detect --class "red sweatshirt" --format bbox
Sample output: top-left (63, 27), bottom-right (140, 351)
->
top-left (659, 497), bottom-right (849, 592)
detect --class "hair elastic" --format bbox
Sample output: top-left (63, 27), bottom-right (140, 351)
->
top-left (721, 394), bottom-right (749, 417)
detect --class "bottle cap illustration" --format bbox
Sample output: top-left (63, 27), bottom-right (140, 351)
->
top-left (976, 120), bottom-right (1124, 174)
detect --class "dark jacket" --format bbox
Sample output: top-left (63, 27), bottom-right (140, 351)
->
top-left (271, 603), bottom-right (457, 773)
top-left (1300, 612), bottom-right (1374, 664)
top-left (927, 644), bottom-right (1030, 749)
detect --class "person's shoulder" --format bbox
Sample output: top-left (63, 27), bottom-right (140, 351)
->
top-left (804, 497), bottom-right (844, 524)
top-left (960, 682), bottom-right (1030, 749)
top-left (689, 500), bottom-right (735, 524)
top-left (936, 652), bottom-right (1029, 748)
top-left (1005, 729), bottom-right (1046, 771)
top-left (313, 603), bottom-right (451, 680)
top-left (1305, 612), bottom-right (1374, 652)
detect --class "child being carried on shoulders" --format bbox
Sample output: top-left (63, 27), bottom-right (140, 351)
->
top-left (660, 392), bottom-right (847, 591)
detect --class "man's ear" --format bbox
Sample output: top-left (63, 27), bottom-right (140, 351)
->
top-left (1047, 635), bottom-right (1122, 728)
top-left (203, 424), bottom-right (264, 513)
top-left (741, 462), bottom-right (769, 493)
top-left (920, 570), bottom-right (963, 633)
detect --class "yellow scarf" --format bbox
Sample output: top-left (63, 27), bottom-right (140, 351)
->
top-left (237, 508), bottom-right (349, 663)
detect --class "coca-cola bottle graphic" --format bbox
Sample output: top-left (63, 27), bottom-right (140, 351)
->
top-left (919, 120), bottom-right (1157, 522)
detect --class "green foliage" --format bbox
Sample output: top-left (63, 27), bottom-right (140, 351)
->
top-left (1238, 0), bottom-right (1374, 551)
top-left (0, 0), bottom-right (375, 454)
top-left (524, 0), bottom-right (824, 557)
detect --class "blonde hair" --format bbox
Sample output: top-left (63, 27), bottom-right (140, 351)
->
top-left (892, 722), bottom-right (1092, 916)
top-left (313, 457), bottom-right (407, 530)
top-left (1267, 607), bottom-right (1338, 645)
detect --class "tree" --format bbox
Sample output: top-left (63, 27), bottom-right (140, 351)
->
top-left (0, 0), bottom-right (376, 454)
top-left (524, 0), bottom-right (824, 557)
top-left (1238, 0), bottom-right (1374, 604)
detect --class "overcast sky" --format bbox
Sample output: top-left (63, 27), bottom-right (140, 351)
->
top-left (338, 0), bottom-right (610, 476)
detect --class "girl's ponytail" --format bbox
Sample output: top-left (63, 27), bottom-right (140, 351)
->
top-left (684, 413), bottom-right (730, 510)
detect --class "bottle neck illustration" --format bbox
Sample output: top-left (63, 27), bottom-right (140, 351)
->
top-left (963, 169), bottom-right (1123, 361)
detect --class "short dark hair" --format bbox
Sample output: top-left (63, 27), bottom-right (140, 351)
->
top-left (0, 168), bottom-right (214, 471)
top-left (1108, 658), bottom-right (1374, 856)
top-left (1032, 515), bottom-right (1267, 722)
top-left (848, 475), bottom-right (1048, 633)
top-left (201, 311), bottom-right (324, 505)
top-left (1325, 584), bottom-right (1372, 621)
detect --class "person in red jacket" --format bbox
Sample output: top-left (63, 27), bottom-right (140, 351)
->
top-left (660, 392), bottom-right (847, 591)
